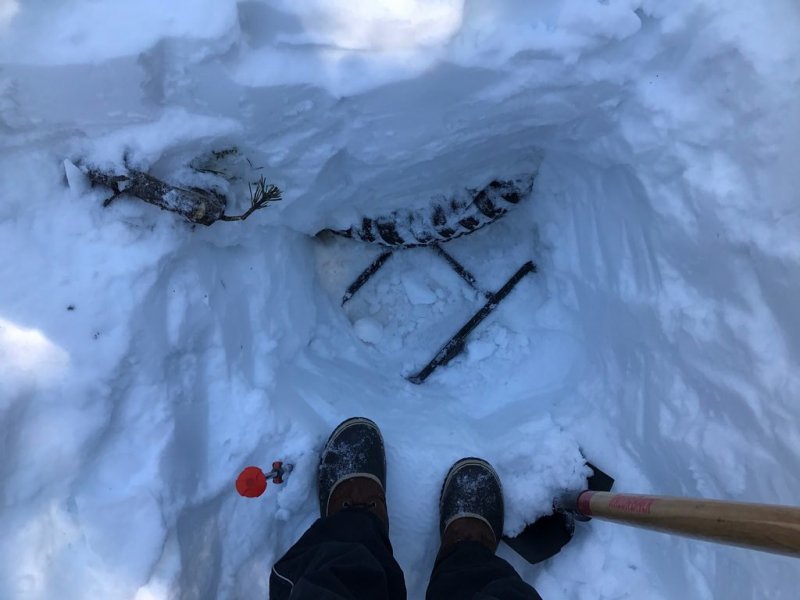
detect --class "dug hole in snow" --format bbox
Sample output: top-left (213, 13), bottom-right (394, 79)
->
top-left (1, 1), bottom-right (800, 599)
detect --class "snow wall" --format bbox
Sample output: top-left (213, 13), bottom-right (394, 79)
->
top-left (1, 1), bottom-right (799, 599)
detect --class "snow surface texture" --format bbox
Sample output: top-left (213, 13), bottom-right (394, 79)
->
top-left (1, 1), bottom-right (799, 599)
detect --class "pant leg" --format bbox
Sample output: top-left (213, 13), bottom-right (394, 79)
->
top-left (426, 541), bottom-right (542, 600)
top-left (270, 508), bottom-right (406, 600)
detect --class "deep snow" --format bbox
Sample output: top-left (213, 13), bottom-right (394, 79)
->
top-left (1, 1), bottom-right (800, 599)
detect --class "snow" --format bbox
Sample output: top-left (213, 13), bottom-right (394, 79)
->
top-left (353, 317), bottom-right (383, 346)
top-left (1, 1), bottom-right (800, 599)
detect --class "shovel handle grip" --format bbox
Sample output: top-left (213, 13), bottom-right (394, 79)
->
top-left (575, 491), bottom-right (800, 557)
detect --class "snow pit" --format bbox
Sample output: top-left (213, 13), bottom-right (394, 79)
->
top-left (1, 2), bottom-right (799, 599)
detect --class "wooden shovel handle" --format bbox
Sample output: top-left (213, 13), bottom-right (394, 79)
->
top-left (576, 491), bottom-right (800, 557)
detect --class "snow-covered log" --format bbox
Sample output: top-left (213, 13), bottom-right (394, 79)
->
top-left (74, 164), bottom-right (281, 226)
top-left (86, 168), bottom-right (228, 225)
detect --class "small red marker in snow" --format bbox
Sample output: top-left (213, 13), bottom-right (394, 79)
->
top-left (236, 461), bottom-right (293, 498)
top-left (236, 466), bottom-right (268, 497)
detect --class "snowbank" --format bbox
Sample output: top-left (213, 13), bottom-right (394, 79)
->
top-left (1, 1), bottom-right (799, 598)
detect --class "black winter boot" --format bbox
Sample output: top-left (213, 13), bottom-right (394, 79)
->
top-left (318, 417), bottom-right (388, 530)
top-left (438, 457), bottom-right (504, 557)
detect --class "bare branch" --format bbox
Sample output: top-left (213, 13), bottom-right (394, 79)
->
top-left (219, 175), bottom-right (282, 222)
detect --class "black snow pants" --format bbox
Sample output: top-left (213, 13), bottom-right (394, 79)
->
top-left (270, 509), bottom-right (542, 599)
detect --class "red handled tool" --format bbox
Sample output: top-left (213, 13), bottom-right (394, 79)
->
top-left (235, 461), bottom-right (294, 498)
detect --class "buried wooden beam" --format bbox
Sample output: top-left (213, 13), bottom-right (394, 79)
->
top-left (341, 251), bottom-right (394, 305)
top-left (407, 260), bottom-right (536, 384)
top-left (431, 243), bottom-right (490, 298)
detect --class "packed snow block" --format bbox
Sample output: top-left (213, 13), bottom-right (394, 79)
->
top-left (322, 176), bottom-right (535, 248)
